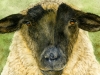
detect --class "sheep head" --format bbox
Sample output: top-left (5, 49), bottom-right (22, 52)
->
top-left (0, 2), bottom-right (100, 75)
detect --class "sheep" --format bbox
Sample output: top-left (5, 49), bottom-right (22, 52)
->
top-left (0, 0), bottom-right (100, 75)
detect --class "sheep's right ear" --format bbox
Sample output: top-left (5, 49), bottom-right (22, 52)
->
top-left (0, 14), bottom-right (24, 33)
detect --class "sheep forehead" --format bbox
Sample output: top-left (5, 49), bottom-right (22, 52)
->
top-left (21, 1), bottom-right (78, 45)
top-left (40, 1), bottom-right (60, 11)
top-left (21, 0), bottom-right (63, 15)
top-left (20, 1), bottom-right (61, 31)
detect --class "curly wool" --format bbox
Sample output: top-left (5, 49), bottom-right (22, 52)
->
top-left (1, 29), bottom-right (100, 75)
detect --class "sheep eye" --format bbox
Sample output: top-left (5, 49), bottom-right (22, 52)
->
top-left (70, 18), bottom-right (76, 25)
top-left (23, 20), bottom-right (32, 26)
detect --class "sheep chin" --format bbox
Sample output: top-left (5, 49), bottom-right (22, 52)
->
top-left (40, 69), bottom-right (63, 75)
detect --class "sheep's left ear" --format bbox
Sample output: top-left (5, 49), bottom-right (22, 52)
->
top-left (77, 11), bottom-right (100, 32)
top-left (0, 14), bottom-right (24, 33)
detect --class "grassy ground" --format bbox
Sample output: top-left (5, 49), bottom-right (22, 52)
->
top-left (0, 0), bottom-right (100, 74)
top-left (0, 33), bottom-right (13, 73)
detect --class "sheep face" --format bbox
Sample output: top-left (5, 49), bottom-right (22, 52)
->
top-left (22, 4), bottom-right (79, 72)
top-left (0, 2), bottom-right (100, 75)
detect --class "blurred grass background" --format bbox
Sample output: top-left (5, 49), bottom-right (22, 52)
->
top-left (0, 0), bottom-right (100, 74)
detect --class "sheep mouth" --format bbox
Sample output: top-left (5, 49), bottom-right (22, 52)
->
top-left (40, 69), bottom-right (63, 75)
top-left (39, 55), bottom-right (66, 72)
top-left (40, 65), bottom-right (65, 71)
top-left (39, 57), bottom-right (66, 72)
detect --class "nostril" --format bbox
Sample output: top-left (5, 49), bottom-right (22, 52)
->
top-left (50, 53), bottom-right (55, 60)
top-left (44, 56), bottom-right (49, 61)
top-left (44, 53), bottom-right (59, 61)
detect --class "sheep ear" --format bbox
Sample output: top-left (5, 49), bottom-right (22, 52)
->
top-left (77, 12), bottom-right (100, 32)
top-left (0, 14), bottom-right (24, 33)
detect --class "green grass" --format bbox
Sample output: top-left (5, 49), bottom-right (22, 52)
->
top-left (0, 0), bottom-right (100, 74)
top-left (89, 32), bottom-right (100, 61)
top-left (0, 33), bottom-right (13, 73)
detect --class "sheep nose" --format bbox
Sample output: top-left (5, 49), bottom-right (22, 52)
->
top-left (43, 46), bottom-right (60, 62)
top-left (40, 46), bottom-right (66, 70)
top-left (49, 53), bottom-right (55, 60)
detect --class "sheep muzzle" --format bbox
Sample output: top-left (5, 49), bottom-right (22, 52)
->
top-left (39, 46), bottom-right (67, 71)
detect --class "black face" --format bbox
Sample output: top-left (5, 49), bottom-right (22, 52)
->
top-left (19, 3), bottom-right (100, 75)
top-left (22, 3), bottom-right (79, 75)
